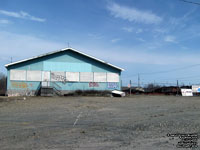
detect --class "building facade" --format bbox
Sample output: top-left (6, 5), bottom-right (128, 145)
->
top-left (5, 48), bottom-right (124, 96)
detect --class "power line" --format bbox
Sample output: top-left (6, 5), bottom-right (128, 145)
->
top-left (152, 74), bottom-right (200, 81)
top-left (141, 64), bottom-right (200, 75)
top-left (123, 63), bottom-right (200, 78)
top-left (122, 74), bottom-right (200, 86)
top-left (179, 0), bottom-right (200, 5)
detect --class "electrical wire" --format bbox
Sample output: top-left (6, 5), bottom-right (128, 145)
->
top-left (179, 0), bottom-right (200, 5)
top-left (123, 63), bottom-right (200, 78)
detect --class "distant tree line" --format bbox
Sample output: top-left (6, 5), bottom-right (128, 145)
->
top-left (0, 72), bottom-right (7, 96)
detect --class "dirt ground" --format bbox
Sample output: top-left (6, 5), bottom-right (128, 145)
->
top-left (0, 95), bottom-right (200, 150)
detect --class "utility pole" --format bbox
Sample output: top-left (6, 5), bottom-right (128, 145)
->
top-left (10, 57), bottom-right (12, 63)
top-left (138, 74), bottom-right (140, 88)
top-left (129, 80), bottom-right (132, 96)
top-left (176, 80), bottom-right (179, 96)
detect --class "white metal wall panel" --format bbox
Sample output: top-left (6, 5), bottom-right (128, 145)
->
top-left (181, 89), bottom-right (193, 96)
top-left (51, 72), bottom-right (65, 82)
top-left (27, 70), bottom-right (41, 81)
top-left (107, 73), bottom-right (119, 82)
top-left (10, 70), bottom-right (26, 81)
top-left (94, 72), bottom-right (106, 82)
top-left (42, 81), bottom-right (50, 87)
top-left (66, 72), bottom-right (79, 82)
top-left (80, 72), bottom-right (93, 82)
top-left (42, 71), bottom-right (50, 81)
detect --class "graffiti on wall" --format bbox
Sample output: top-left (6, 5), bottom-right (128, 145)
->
top-left (89, 82), bottom-right (99, 87)
top-left (107, 82), bottom-right (118, 89)
top-left (51, 73), bottom-right (67, 84)
top-left (11, 82), bottom-right (33, 89)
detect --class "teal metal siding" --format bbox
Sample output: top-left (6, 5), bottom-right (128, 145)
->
top-left (7, 50), bottom-right (122, 94)
top-left (43, 62), bottom-right (92, 72)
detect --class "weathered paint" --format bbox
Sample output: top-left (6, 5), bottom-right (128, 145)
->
top-left (6, 50), bottom-right (122, 96)
top-left (89, 82), bottom-right (99, 87)
top-left (107, 82), bottom-right (119, 89)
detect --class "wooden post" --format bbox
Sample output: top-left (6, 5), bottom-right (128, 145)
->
top-left (177, 80), bottom-right (179, 95)
top-left (130, 80), bottom-right (132, 96)
top-left (138, 74), bottom-right (140, 88)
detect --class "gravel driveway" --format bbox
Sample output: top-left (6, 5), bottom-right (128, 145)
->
top-left (0, 95), bottom-right (200, 150)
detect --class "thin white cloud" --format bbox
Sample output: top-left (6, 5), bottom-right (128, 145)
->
top-left (122, 27), bottom-right (143, 34)
top-left (154, 28), bottom-right (167, 34)
top-left (85, 46), bottom-right (200, 65)
top-left (111, 38), bottom-right (121, 43)
top-left (0, 10), bottom-right (46, 22)
top-left (122, 27), bottom-right (133, 32)
top-left (0, 19), bottom-right (11, 24)
top-left (0, 31), bottom-right (65, 59)
top-left (0, 31), bottom-right (66, 72)
top-left (159, 8), bottom-right (197, 39)
top-left (136, 28), bottom-right (143, 34)
top-left (107, 2), bottom-right (162, 24)
top-left (164, 35), bottom-right (177, 43)
top-left (88, 33), bottom-right (103, 39)
top-left (169, 7), bottom-right (197, 27)
top-left (136, 37), bottom-right (145, 42)
top-left (0, 30), bottom-right (199, 69)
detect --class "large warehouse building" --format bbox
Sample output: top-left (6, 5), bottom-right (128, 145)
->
top-left (5, 48), bottom-right (124, 96)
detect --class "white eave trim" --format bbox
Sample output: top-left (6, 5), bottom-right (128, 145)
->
top-left (5, 48), bottom-right (124, 71)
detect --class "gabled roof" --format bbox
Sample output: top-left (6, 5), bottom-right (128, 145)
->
top-left (5, 48), bottom-right (124, 71)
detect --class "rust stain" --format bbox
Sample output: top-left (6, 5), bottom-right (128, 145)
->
top-left (11, 82), bottom-right (28, 88)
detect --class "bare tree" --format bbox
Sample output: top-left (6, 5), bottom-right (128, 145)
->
top-left (145, 83), bottom-right (161, 93)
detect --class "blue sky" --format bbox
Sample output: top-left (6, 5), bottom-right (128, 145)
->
top-left (1, 0), bottom-right (200, 86)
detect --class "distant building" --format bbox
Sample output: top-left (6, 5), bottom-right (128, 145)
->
top-left (5, 48), bottom-right (124, 96)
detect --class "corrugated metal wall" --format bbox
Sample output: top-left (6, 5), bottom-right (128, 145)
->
top-left (7, 50), bottom-right (121, 96)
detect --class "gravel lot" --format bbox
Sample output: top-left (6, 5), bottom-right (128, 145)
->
top-left (0, 95), bottom-right (200, 150)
